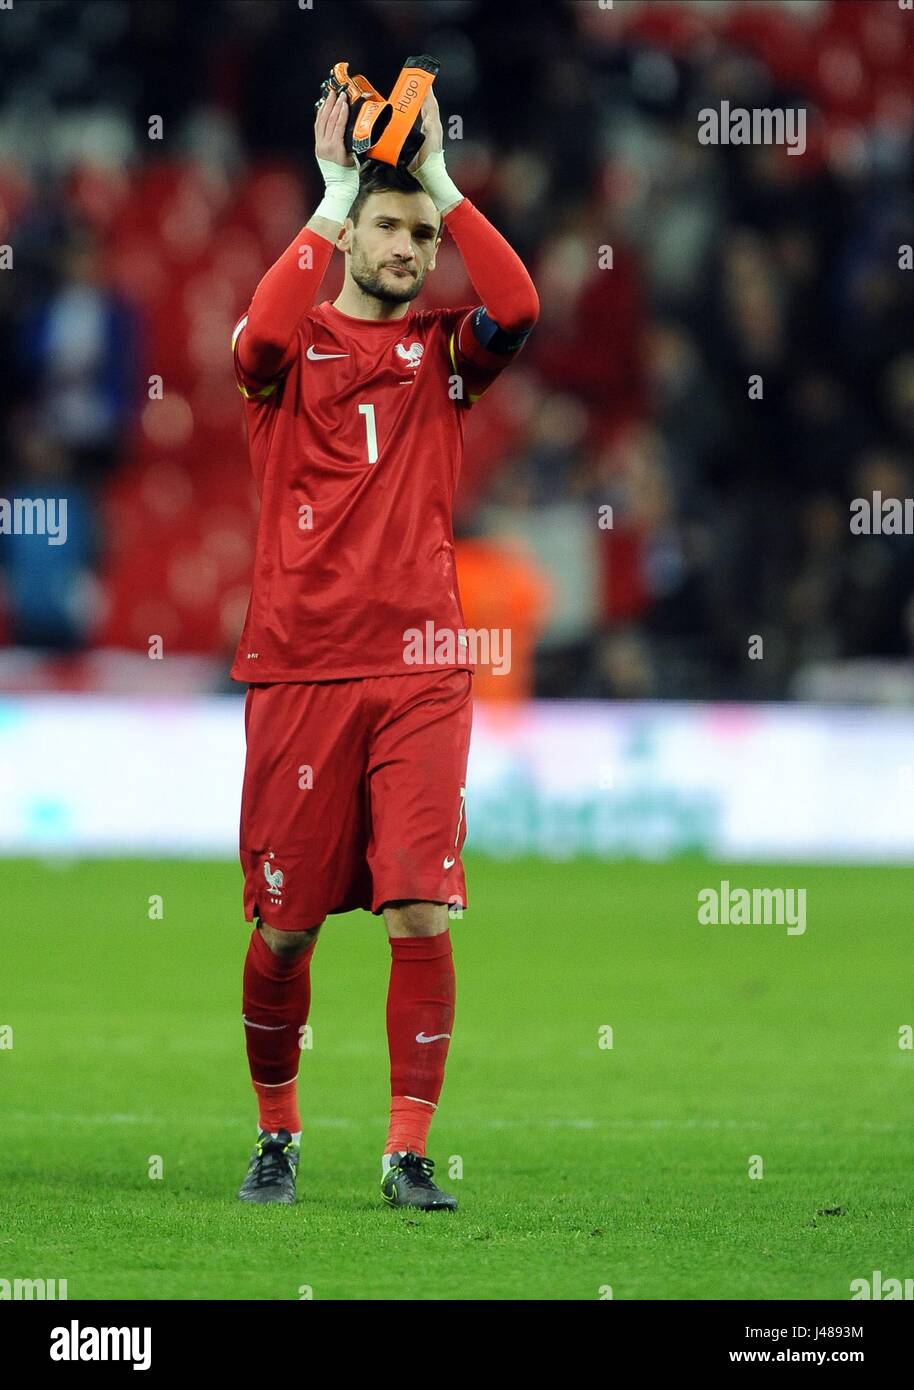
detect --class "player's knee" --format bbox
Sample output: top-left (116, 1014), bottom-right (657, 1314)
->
top-left (258, 920), bottom-right (322, 956)
top-left (384, 900), bottom-right (448, 938)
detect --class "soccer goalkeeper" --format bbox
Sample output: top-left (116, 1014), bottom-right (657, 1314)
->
top-left (231, 83), bottom-right (539, 1209)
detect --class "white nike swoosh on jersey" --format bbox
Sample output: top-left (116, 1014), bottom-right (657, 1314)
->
top-left (443, 855), bottom-right (456, 869)
top-left (306, 346), bottom-right (349, 360)
top-left (415, 1032), bottom-right (451, 1044)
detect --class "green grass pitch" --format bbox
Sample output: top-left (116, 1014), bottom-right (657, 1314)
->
top-left (2, 854), bottom-right (912, 1300)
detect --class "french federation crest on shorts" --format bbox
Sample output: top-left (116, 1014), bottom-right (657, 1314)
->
top-left (263, 853), bottom-right (284, 902)
top-left (395, 341), bottom-right (423, 369)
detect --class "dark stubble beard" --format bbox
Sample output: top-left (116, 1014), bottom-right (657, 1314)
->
top-left (350, 248), bottom-right (425, 305)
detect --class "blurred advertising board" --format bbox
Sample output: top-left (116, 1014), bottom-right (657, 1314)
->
top-left (0, 697), bottom-right (911, 862)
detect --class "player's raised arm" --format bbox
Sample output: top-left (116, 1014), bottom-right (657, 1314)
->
top-left (233, 89), bottom-right (360, 388)
top-left (308, 87), bottom-right (361, 243)
top-left (409, 90), bottom-right (540, 348)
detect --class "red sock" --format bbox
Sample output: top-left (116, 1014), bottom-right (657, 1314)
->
top-left (386, 1095), bottom-right (436, 1156)
top-left (242, 927), bottom-right (316, 1133)
top-left (253, 1077), bottom-right (300, 1136)
top-left (385, 931), bottom-right (455, 1156)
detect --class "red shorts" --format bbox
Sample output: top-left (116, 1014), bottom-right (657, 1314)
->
top-left (239, 669), bottom-right (472, 929)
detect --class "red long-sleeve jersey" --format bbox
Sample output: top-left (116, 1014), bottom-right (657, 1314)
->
top-left (230, 197), bottom-right (538, 683)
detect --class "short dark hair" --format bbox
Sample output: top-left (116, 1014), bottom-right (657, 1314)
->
top-left (349, 158), bottom-right (439, 231)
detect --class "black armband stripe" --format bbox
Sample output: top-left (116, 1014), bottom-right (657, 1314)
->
top-left (470, 306), bottom-right (532, 355)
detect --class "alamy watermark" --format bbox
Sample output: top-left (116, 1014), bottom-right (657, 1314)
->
top-left (403, 622), bottom-right (511, 676)
top-left (0, 1276), bottom-right (68, 1299)
top-left (698, 102), bottom-right (806, 156)
top-left (850, 492), bottom-right (914, 535)
top-left (697, 881), bottom-right (806, 935)
top-left (50, 1321), bottom-right (151, 1370)
top-left (850, 1270), bottom-right (913, 1299)
top-left (0, 497), bottom-right (67, 545)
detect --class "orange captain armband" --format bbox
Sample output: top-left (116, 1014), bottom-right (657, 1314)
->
top-left (316, 54), bottom-right (439, 171)
top-left (368, 55), bottom-right (439, 169)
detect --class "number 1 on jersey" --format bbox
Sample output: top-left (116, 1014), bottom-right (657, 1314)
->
top-left (358, 403), bottom-right (378, 465)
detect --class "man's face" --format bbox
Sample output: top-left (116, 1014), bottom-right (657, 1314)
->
top-left (343, 190), bottom-right (441, 304)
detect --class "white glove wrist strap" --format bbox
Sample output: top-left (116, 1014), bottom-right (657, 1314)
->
top-left (413, 150), bottom-right (462, 212)
top-left (314, 156), bottom-right (360, 223)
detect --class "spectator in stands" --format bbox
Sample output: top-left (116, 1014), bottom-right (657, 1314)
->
top-left (19, 227), bottom-right (136, 481)
top-left (0, 416), bottom-right (97, 649)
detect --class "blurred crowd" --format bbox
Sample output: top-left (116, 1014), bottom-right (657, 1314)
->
top-left (1, 0), bottom-right (913, 701)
